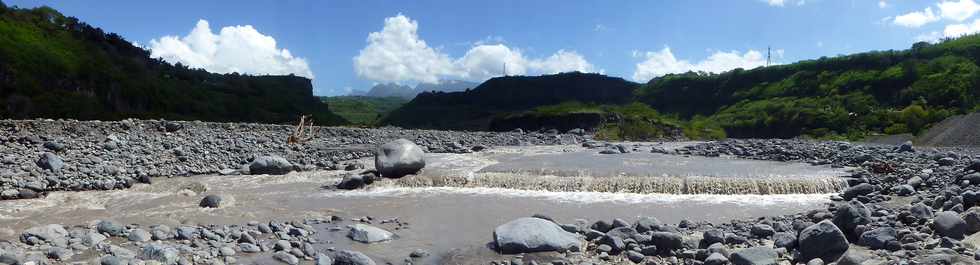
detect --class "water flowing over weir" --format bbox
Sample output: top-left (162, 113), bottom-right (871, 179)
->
top-left (374, 172), bottom-right (849, 195)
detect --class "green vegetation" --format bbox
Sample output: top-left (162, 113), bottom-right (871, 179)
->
top-left (320, 96), bottom-right (407, 125)
top-left (520, 102), bottom-right (725, 141)
top-left (639, 37), bottom-right (980, 140)
top-left (0, 3), bottom-right (345, 125)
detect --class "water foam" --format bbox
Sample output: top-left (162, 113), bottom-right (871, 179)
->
top-left (326, 186), bottom-right (833, 206)
top-left (373, 172), bottom-right (847, 195)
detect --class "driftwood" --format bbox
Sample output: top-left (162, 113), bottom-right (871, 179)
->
top-left (287, 115), bottom-right (319, 144)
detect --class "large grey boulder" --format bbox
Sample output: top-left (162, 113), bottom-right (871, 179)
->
top-left (935, 211), bottom-right (968, 239)
top-left (248, 155), bottom-right (294, 175)
top-left (36, 152), bottom-right (64, 171)
top-left (332, 250), bottom-right (376, 265)
top-left (832, 200), bottom-right (871, 238)
top-left (21, 224), bottom-right (68, 245)
top-left (798, 220), bottom-right (849, 262)
top-left (375, 139), bottom-right (425, 178)
top-left (730, 247), bottom-right (777, 265)
top-left (493, 217), bottom-right (581, 254)
top-left (858, 227), bottom-right (897, 250)
top-left (348, 224), bottom-right (395, 243)
top-left (139, 243), bottom-right (179, 264)
top-left (841, 183), bottom-right (874, 201)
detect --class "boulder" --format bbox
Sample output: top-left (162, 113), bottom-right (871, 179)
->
top-left (97, 220), bottom-right (125, 237)
top-left (248, 155), bottom-right (294, 175)
top-left (935, 211), bottom-right (968, 239)
top-left (773, 232), bottom-right (797, 250)
top-left (842, 183), bottom-right (874, 201)
top-left (832, 200), bottom-right (871, 238)
top-left (332, 250), bottom-right (376, 265)
top-left (858, 227), bottom-right (897, 250)
top-left (139, 244), bottom-right (179, 264)
top-left (750, 224), bottom-right (775, 238)
top-left (730, 247), bottom-right (777, 265)
top-left (798, 220), bottom-right (849, 262)
top-left (704, 252), bottom-right (730, 265)
top-left (337, 174), bottom-right (367, 190)
top-left (374, 139), bottom-right (425, 178)
top-left (198, 195), bottom-right (221, 208)
top-left (36, 153), bottom-right (64, 171)
top-left (910, 203), bottom-right (934, 220)
top-left (634, 217), bottom-right (662, 233)
top-left (702, 229), bottom-right (726, 246)
top-left (493, 217), bottom-right (581, 254)
top-left (648, 232), bottom-right (684, 251)
top-left (348, 224), bottom-right (395, 243)
top-left (962, 208), bottom-right (980, 234)
top-left (21, 224), bottom-right (68, 245)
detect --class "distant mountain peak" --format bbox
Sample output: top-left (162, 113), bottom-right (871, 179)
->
top-left (350, 80), bottom-right (480, 99)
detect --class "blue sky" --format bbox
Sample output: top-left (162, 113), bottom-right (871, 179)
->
top-left (7, 0), bottom-right (976, 95)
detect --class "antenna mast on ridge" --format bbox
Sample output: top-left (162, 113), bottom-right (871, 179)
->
top-left (766, 46), bottom-right (771, 67)
top-left (503, 62), bottom-right (507, 77)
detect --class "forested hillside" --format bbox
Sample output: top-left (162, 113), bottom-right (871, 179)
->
top-left (385, 35), bottom-right (980, 140)
top-left (0, 3), bottom-right (346, 125)
top-left (383, 72), bottom-right (638, 130)
top-left (639, 38), bottom-right (980, 139)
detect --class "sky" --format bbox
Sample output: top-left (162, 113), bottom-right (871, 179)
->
top-left (7, 0), bottom-right (980, 96)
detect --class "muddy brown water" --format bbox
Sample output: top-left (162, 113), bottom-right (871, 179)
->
top-left (0, 144), bottom-right (850, 264)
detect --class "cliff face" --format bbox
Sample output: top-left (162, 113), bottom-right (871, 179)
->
top-left (0, 4), bottom-right (345, 125)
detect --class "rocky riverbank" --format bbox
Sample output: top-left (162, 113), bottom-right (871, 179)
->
top-left (0, 119), bottom-right (582, 200)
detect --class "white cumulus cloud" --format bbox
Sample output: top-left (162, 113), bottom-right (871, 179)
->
top-left (353, 14), bottom-right (596, 84)
top-left (149, 20), bottom-right (313, 78)
top-left (632, 47), bottom-right (774, 82)
top-left (937, 0), bottom-right (980, 21)
top-left (944, 18), bottom-right (980, 37)
top-left (894, 7), bottom-right (940, 28)
top-left (766, 0), bottom-right (785, 6)
top-left (352, 14), bottom-right (456, 84)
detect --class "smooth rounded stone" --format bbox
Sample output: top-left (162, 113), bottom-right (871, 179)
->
top-left (773, 232), bottom-right (797, 250)
top-left (150, 225), bottom-right (173, 240)
top-left (348, 224), bottom-right (395, 243)
top-left (750, 224), bottom-right (775, 238)
top-left (910, 203), bottom-right (935, 220)
top-left (596, 244), bottom-right (613, 253)
top-left (493, 217), bottom-right (581, 254)
top-left (704, 252), bottom-right (729, 265)
top-left (591, 220), bottom-right (613, 233)
top-left (97, 220), bottom-right (125, 237)
top-left (127, 228), bottom-right (151, 242)
top-left (21, 224), bottom-right (68, 245)
top-left (198, 195), bottom-right (222, 208)
top-left (626, 250), bottom-right (644, 263)
top-left (964, 208), bottom-right (980, 234)
top-left (897, 141), bottom-right (914, 152)
top-left (219, 247), bottom-right (235, 257)
top-left (248, 155), bottom-right (294, 175)
top-left (274, 251), bottom-right (299, 265)
top-left (239, 243), bottom-right (261, 253)
top-left (908, 176), bottom-right (924, 187)
top-left (805, 258), bottom-right (824, 265)
top-left (832, 200), bottom-right (871, 237)
top-left (893, 184), bottom-right (915, 196)
top-left (46, 247), bottom-right (72, 260)
top-left (605, 227), bottom-right (637, 240)
top-left (36, 152), bottom-right (64, 171)
top-left (858, 227), bottom-right (897, 250)
top-left (175, 226), bottom-right (198, 240)
top-left (798, 220), bottom-right (849, 262)
top-left (374, 139), bottom-right (425, 178)
top-left (702, 229), bottom-right (726, 246)
top-left (612, 218), bottom-right (630, 229)
top-left (409, 249), bottom-right (429, 258)
top-left (842, 183), bottom-right (874, 201)
top-left (648, 232), bottom-right (683, 251)
top-left (337, 174), bottom-right (367, 190)
top-left (80, 230), bottom-right (107, 247)
top-left (332, 250), bottom-right (376, 265)
top-left (316, 253), bottom-right (334, 265)
top-left (935, 211), bottom-right (968, 239)
top-left (730, 247), bottom-right (777, 265)
top-left (139, 243), bottom-right (179, 264)
top-left (634, 217), bottom-right (662, 233)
